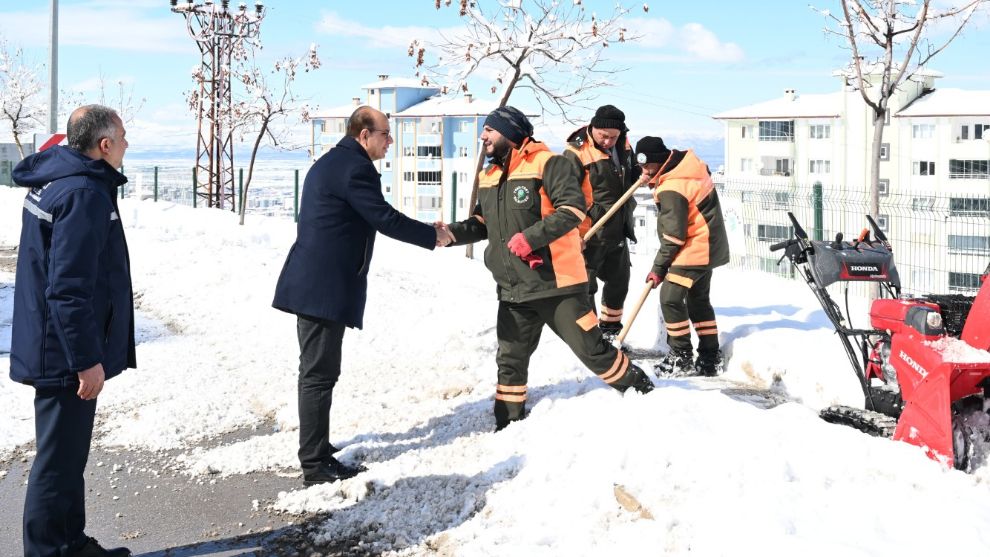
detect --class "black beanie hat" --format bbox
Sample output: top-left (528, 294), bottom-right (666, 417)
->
top-left (635, 136), bottom-right (671, 165)
top-left (590, 104), bottom-right (626, 131)
top-left (484, 106), bottom-right (533, 145)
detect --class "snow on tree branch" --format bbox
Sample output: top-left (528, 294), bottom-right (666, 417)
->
top-left (411, 0), bottom-right (646, 122)
top-left (0, 36), bottom-right (46, 159)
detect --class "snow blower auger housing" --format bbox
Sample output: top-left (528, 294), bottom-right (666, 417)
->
top-left (771, 212), bottom-right (990, 470)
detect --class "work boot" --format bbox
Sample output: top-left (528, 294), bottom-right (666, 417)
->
top-left (71, 537), bottom-right (131, 557)
top-left (695, 350), bottom-right (724, 377)
top-left (654, 348), bottom-right (697, 378)
top-left (621, 363), bottom-right (655, 394)
top-left (599, 321), bottom-right (623, 343)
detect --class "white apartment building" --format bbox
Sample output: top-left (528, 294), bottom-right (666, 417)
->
top-left (713, 66), bottom-right (990, 292)
top-left (311, 75), bottom-right (536, 224)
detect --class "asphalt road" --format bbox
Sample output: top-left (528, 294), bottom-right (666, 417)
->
top-left (0, 423), bottom-right (334, 557)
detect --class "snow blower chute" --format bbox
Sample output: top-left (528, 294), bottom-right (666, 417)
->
top-left (771, 212), bottom-right (990, 470)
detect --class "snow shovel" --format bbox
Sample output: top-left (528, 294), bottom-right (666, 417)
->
top-left (615, 279), bottom-right (655, 346)
top-left (583, 174), bottom-right (648, 243)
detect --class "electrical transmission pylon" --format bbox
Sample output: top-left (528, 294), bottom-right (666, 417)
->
top-left (170, 0), bottom-right (265, 210)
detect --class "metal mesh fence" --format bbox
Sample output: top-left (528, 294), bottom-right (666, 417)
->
top-left (717, 177), bottom-right (990, 297)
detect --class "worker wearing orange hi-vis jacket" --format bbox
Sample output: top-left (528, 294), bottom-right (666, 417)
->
top-left (562, 105), bottom-right (639, 341)
top-left (442, 106), bottom-right (654, 431)
top-left (635, 136), bottom-right (729, 377)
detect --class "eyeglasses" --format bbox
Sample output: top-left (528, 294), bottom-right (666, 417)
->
top-left (367, 128), bottom-right (392, 139)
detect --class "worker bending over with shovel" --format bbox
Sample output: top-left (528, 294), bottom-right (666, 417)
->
top-left (635, 136), bottom-right (729, 377)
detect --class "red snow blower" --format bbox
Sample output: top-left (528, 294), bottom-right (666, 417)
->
top-left (771, 212), bottom-right (990, 470)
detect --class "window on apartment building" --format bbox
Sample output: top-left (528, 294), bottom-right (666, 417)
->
top-left (976, 124), bottom-right (990, 140)
top-left (384, 183), bottom-right (391, 194)
top-left (758, 121), bottom-right (794, 142)
top-left (740, 158), bottom-right (753, 173)
top-left (950, 197), bottom-right (990, 216)
top-left (459, 198), bottom-right (465, 209)
top-left (949, 272), bottom-right (982, 292)
top-left (877, 214), bottom-right (889, 231)
top-left (458, 146), bottom-right (469, 157)
top-left (912, 161), bottom-right (935, 176)
top-left (873, 109), bottom-right (890, 126)
top-left (808, 160), bottom-right (831, 174)
top-left (960, 125), bottom-right (969, 140)
top-left (911, 197), bottom-right (935, 211)
top-left (458, 172), bottom-right (469, 184)
top-left (949, 159), bottom-right (990, 179)
top-left (809, 124), bottom-right (831, 139)
top-left (417, 145), bottom-right (442, 158)
top-left (741, 125), bottom-right (755, 139)
top-left (912, 124), bottom-right (935, 139)
top-left (403, 171), bottom-right (415, 182)
top-left (880, 143), bottom-right (890, 161)
top-left (403, 196), bottom-right (414, 208)
top-left (878, 179), bottom-right (889, 196)
top-left (402, 146), bottom-right (415, 157)
top-left (460, 121), bottom-right (472, 133)
top-left (402, 121), bottom-right (415, 132)
top-left (418, 171), bottom-right (442, 184)
top-left (756, 224), bottom-right (792, 241)
top-left (418, 196), bottom-right (441, 210)
top-left (948, 235), bottom-right (990, 254)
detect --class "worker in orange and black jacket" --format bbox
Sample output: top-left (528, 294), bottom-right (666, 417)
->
top-left (443, 106), bottom-right (654, 431)
top-left (562, 105), bottom-right (639, 341)
top-left (635, 136), bottom-right (729, 377)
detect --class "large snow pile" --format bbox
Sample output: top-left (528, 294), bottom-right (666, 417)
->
top-left (3, 187), bottom-right (990, 555)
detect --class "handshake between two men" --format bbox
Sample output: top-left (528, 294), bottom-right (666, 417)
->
top-left (432, 221), bottom-right (542, 269)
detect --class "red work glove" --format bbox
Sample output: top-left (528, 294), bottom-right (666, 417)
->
top-left (646, 270), bottom-right (665, 289)
top-left (507, 233), bottom-right (543, 269)
top-left (507, 233), bottom-right (533, 257)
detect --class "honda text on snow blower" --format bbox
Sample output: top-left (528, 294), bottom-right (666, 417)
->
top-left (771, 211), bottom-right (990, 471)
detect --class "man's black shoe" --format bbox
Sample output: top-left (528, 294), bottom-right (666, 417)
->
top-left (71, 537), bottom-right (131, 557)
top-left (303, 457), bottom-right (367, 486)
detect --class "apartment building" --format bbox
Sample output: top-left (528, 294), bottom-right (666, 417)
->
top-left (713, 66), bottom-right (990, 292)
top-left (310, 75), bottom-right (534, 224)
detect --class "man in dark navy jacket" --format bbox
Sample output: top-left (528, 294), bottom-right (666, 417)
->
top-left (10, 105), bottom-right (135, 556)
top-left (273, 106), bottom-right (446, 485)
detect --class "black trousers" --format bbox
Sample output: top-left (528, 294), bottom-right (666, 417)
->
top-left (584, 238), bottom-right (631, 319)
top-left (493, 294), bottom-right (638, 427)
top-left (23, 387), bottom-right (97, 557)
top-left (296, 315), bottom-right (345, 476)
top-left (658, 269), bottom-right (719, 354)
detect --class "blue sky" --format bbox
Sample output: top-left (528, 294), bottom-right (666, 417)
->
top-left (2, 0), bottom-right (989, 156)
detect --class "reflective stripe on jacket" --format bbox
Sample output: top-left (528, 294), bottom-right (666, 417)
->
top-left (650, 149), bottom-right (729, 272)
top-left (448, 138), bottom-right (588, 303)
top-left (562, 127), bottom-right (637, 243)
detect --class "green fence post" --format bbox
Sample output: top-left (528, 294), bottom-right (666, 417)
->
top-left (153, 166), bottom-right (159, 202)
top-left (451, 172), bottom-right (457, 223)
top-left (294, 169), bottom-right (300, 223)
top-left (238, 168), bottom-right (244, 215)
top-left (813, 181), bottom-right (823, 241)
top-left (192, 167), bottom-right (197, 209)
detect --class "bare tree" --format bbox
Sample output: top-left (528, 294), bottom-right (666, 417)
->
top-left (230, 45), bottom-right (321, 225)
top-left (0, 37), bottom-right (45, 159)
top-left (94, 71), bottom-right (147, 125)
top-left (813, 0), bottom-right (987, 218)
top-left (411, 0), bottom-right (644, 255)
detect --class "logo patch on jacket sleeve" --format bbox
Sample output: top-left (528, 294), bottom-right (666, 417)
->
top-left (512, 184), bottom-right (531, 204)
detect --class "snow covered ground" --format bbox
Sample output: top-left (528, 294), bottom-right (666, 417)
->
top-left (3, 186), bottom-right (990, 555)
